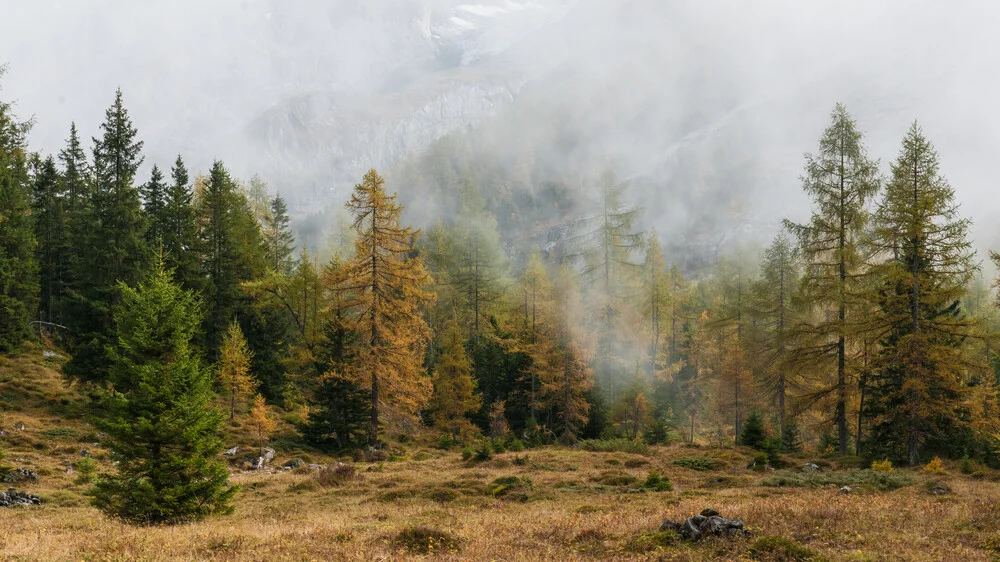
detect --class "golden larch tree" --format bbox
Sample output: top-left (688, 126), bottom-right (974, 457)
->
top-left (218, 320), bottom-right (257, 420)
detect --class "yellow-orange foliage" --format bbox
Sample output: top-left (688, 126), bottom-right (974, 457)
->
top-left (335, 169), bottom-right (434, 446)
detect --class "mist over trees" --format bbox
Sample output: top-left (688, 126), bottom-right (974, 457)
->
top-left (5, 64), bottom-right (1000, 522)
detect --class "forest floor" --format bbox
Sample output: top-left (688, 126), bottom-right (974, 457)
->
top-left (1, 347), bottom-right (999, 561)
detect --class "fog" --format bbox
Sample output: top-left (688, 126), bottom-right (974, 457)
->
top-left (4, 0), bottom-right (1000, 259)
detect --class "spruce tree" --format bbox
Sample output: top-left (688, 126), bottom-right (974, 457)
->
top-left (263, 193), bottom-right (295, 274)
top-left (31, 156), bottom-right (66, 326)
top-left (91, 264), bottom-right (235, 524)
top-left (195, 160), bottom-right (267, 356)
top-left (64, 89), bottom-right (149, 382)
top-left (162, 156), bottom-right (199, 290)
top-left (865, 123), bottom-right (978, 465)
top-left (0, 75), bottom-right (39, 351)
top-left (140, 164), bottom-right (167, 246)
top-left (334, 169), bottom-right (434, 446)
top-left (784, 104), bottom-right (880, 455)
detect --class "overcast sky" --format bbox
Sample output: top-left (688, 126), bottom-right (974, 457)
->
top-left (4, 0), bottom-right (1000, 254)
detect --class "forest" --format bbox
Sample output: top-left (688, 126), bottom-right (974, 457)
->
top-left (3, 67), bottom-right (1000, 559)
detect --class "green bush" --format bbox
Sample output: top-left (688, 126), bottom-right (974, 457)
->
top-left (672, 456), bottom-right (723, 471)
top-left (740, 410), bottom-right (768, 449)
top-left (591, 471), bottom-right (639, 486)
top-left (487, 476), bottom-right (532, 498)
top-left (626, 530), bottom-right (678, 553)
top-left (437, 434), bottom-right (453, 450)
top-left (474, 441), bottom-right (494, 462)
top-left (749, 535), bottom-right (821, 561)
top-left (639, 471), bottom-right (673, 491)
top-left (579, 438), bottom-right (649, 455)
top-left (72, 457), bottom-right (98, 485)
top-left (461, 446), bottom-right (474, 461)
top-left (40, 427), bottom-right (79, 440)
top-left (507, 438), bottom-right (525, 452)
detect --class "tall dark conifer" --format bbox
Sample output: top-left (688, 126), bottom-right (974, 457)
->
top-left (140, 164), bottom-right (167, 246)
top-left (32, 156), bottom-right (66, 325)
top-left (0, 70), bottom-right (39, 350)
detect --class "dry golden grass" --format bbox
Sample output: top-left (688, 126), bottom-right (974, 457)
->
top-left (1, 348), bottom-right (999, 561)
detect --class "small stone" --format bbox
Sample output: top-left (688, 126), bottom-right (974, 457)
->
top-left (802, 463), bottom-right (821, 472)
top-left (78, 449), bottom-right (89, 457)
top-left (283, 458), bottom-right (304, 469)
top-left (840, 485), bottom-right (851, 494)
top-left (13, 423), bottom-right (26, 431)
top-left (223, 446), bottom-right (239, 456)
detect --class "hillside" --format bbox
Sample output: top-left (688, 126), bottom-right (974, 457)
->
top-left (1, 348), bottom-right (999, 560)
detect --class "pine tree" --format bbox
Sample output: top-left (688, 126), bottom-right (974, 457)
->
top-left (91, 264), bottom-right (235, 524)
top-left (64, 89), bottom-right (149, 382)
top-left (263, 193), bottom-right (295, 274)
top-left (429, 319), bottom-right (481, 442)
top-left (336, 169), bottom-right (434, 446)
top-left (140, 164), bottom-right (167, 246)
top-left (59, 122), bottom-right (89, 217)
top-left (301, 374), bottom-right (370, 450)
top-left (865, 123), bottom-right (978, 465)
top-left (784, 104), bottom-right (880, 455)
top-left (0, 74), bottom-right (39, 351)
top-left (217, 320), bottom-right (257, 420)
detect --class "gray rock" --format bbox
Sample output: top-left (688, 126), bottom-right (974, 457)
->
top-left (223, 446), bottom-right (239, 456)
top-left (13, 422), bottom-right (25, 431)
top-left (283, 459), bottom-right (304, 469)
top-left (262, 447), bottom-right (275, 464)
top-left (78, 449), bottom-right (89, 457)
top-left (0, 488), bottom-right (41, 507)
top-left (2, 469), bottom-right (38, 483)
top-left (840, 485), bottom-right (851, 494)
top-left (660, 510), bottom-right (748, 542)
top-left (802, 463), bottom-right (821, 472)
top-left (308, 464), bottom-right (327, 471)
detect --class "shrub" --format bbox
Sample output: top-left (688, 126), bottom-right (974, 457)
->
top-left (507, 438), bottom-right (525, 452)
top-left (749, 535), bottom-right (821, 561)
top-left (72, 457), bottom-right (98, 485)
top-left (474, 441), bottom-right (494, 462)
top-left (871, 459), bottom-right (893, 472)
top-left (393, 525), bottom-right (460, 555)
top-left (672, 456), bottom-right (723, 471)
top-left (579, 438), bottom-right (649, 455)
top-left (740, 410), bottom-right (768, 449)
top-left (923, 456), bottom-right (944, 474)
top-left (487, 476), bottom-right (531, 498)
top-left (640, 471), bottom-right (673, 492)
top-left (290, 479), bottom-right (322, 493)
top-left (624, 458), bottom-right (649, 469)
top-left (461, 446), bottom-right (474, 461)
top-left (960, 455), bottom-right (976, 475)
top-left (40, 427), bottom-right (78, 440)
top-left (425, 488), bottom-right (459, 503)
top-left (314, 463), bottom-right (357, 487)
top-left (437, 434), bottom-right (453, 450)
top-left (781, 421), bottom-right (802, 453)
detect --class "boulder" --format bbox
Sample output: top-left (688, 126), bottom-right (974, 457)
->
top-left (2, 469), bottom-right (38, 483)
top-left (223, 446), bottom-right (239, 456)
top-left (283, 458), bottom-right (304, 469)
top-left (262, 447), bottom-right (276, 464)
top-left (0, 488), bottom-right (41, 507)
top-left (839, 485), bottom-right (851, 494)
top-left (659, 509), bottom-right (748, 541)
top-left (802, 463), bottom-right (821, 472)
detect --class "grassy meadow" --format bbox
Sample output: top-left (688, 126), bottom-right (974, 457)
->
top-left (0, 347), bottom-right (998, 561)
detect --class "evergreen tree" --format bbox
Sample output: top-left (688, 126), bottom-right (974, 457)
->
top-left (162, 156), bottom-right (199, 290)
top-left (335, 169), bottom-right (434, 446)
top-left (301, 374), bottom-right (370, 450)
top-left (195, 160), bottom-right (267, 356)
top-left (865, 123), bottom-right (978, 465)
top-left (91, 264), bottom-right (235, 524)
top-left (140, 164), bottom-right (167, 246)
top-left (784, 104), bottom-right (880, 455)
top-left (263, 193), bottom-right (295, 274)
top-left (31, 156), bottom-right (66, 326)
top-left (59, 122), bottom-right (89, 217)
top-left (740, 409), bottom-right (768, 449)
top-left (64, 89), bottom-right (149, 382)
top-left (0, 75), bottom-right (39, 351)
top-left (430, 319), bottom-right (481, 441)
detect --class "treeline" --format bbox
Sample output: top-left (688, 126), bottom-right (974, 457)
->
top-left (3, 73), bottom-right (1000, 498)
